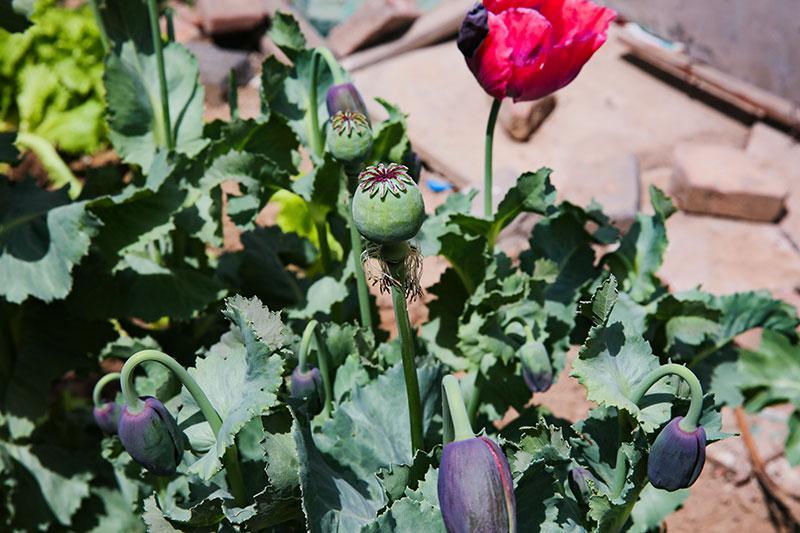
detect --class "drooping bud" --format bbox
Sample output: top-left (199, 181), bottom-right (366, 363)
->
top-left (93, 402), bottom-right (121, 435)
top-left (118, 396), bottom-right (184, 476)
top-left (352, 163), bottom-right (425, 246)
top-left (438, 436), bottom-right (517, 533)
top-left (290, 366), bottom-right (324, 414)
top-left (568, 467), bottom-right (596, 507)
top-left (326, 111), bottom-right (373, 165)
top-left (647, 416), bottom-right (706, 491)
top-left (457, 3), bottom-right (489, 59)
top-left (326, 82), bottom-right (369, 118)
top-left (520, 341), bottom-right (553, 393)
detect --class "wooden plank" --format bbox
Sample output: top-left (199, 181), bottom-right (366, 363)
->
top-left (618, 25), bottom-right (800, 130)
top-left (341, 0), bottom-right (472, 72)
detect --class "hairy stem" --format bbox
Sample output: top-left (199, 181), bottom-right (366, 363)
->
top-left (315, 220), bottom-right (333, 273)
top-left (146, 0), bottom-right (173, 150)
top-left (308, 50), bottom-right (324, 158)
top-left (121, 350), bottom-right (246, 505)
top-left (311, 327), bottom-right (334, 417)
top-left (442, 375), bottom-right (474, 445)
top-left (387, 259), bottom-right (425, 455)
top-left (483, 98), bottom-right (502, 219)
top-left (92, 372), bottom-right (120, 407)
top-left (343, 176), bottom-right (373, 331)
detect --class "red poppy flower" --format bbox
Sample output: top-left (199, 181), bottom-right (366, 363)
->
top-left (458, 0), bottom-right (616, 101)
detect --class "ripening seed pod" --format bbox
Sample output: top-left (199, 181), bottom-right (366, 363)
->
top-left (326, 111), bottom-right (373, 164)
top-left (438, 436), bottom-right (517, 533)
top-left (352, 163), bottom-right (425, 246)
top-left (568, 467), bottom-right (596, 507)
top-left (647, 416), bottom-right (706, 491)
top-left (326, 82), bottom-right (369, 118)
top-left (118, 396), bottom-right (184, 476)
top-left (93, 402), bottom-right (121, 435)
top-left (520, 340), bottom-right (553, 393)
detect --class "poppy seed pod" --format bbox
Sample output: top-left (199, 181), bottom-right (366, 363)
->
top-left (118, 396), bottom-right (184, 476)
top-left (568, 466), bottom-right (596, 507)
top-left (647, 416), bottom-right (706, 491)
top-left (438, 436), bottom-right (517, 533)
top-left (326, 111), bottom-right (373, 164)
top-left (520, 340), bottom-right (553, 393)
top-left (326, 82), bottom-right (369, 118)
top-left (93, 402), bottom-right (121, 434)
top-left (352, 163), bottom-right (425, 245)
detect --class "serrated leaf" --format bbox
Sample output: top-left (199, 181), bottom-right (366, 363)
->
top-left (490, 168), bottom-right (555, 242)
top-left (361, 466), bottom-right (445, 533)
top-left (580, 275), bottom-right (618, 326)
top-left (270, 12), bottom-right (306, 58)
top-left (629, 483), bottom-right (688, 533)
top-left (0, 179), bottom-right (99, 303)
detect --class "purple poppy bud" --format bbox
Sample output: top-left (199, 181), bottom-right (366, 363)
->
top-left (457, 3), bottom-right (489, 59)
top-left (568, 467), bottom-right (596, 507)
top-left (118, 396), bottom-right (184, 476)
top-left (93, 402), bottom-right (121, 434)
top-left (326, 83), bottom-right (369, 118)
top-left (647, 416), bottom-right (706, 491)
top-left (438, 436), bottom-right (517, 533)
top-left (291, 366), bottom-right (323, 401)
top-left (520, 341), bottom-right (553, 393)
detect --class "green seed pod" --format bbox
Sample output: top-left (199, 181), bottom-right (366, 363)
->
top-left (352, 163), bottom-right (425, 245)
top-left (326, 111), bottom-right (373, 164)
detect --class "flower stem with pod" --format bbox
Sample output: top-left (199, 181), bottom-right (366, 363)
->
top-left (120, 350), bottom-right (247, 507)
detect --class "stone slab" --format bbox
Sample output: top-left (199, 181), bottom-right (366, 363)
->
top-left (328, 0), bottom-right (420, 57)
top-left (498, 95), bottom-right (556, 142)
top-left (672, 144), bottom-right (788, 222)
top-left (196, 0), bottom-right (267, 34)
top-left (185, 42), bottom-right (252, 106)
top-left (660, 212), bottom-right (800, 295)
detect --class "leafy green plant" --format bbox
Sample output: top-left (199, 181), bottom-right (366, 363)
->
top-left (1, 1), bottom-right (798, 531)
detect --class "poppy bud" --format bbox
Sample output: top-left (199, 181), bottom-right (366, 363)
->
top-left (290, 366), bottom-right (324, 414)
top-left (568, 467), bottom-right (596, 507)
top-left (118, 396), bottom-right (184, 476)
top-left (326, 82), bottom-right (369, 118)
top-left (438, 436), bottom-right (517, 533)
top-left (326, 111), bottom-right (373, 165)
top-left (93, 402), bottom-right (121, 435)
top-left (520, 341), bottom-right (553, 393)
top-left (647, 416), bottom-right (706, 491)
top-left (352, 163), bottom-right (425, 245)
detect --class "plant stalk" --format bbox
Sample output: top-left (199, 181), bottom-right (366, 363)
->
top-left (442, 375), bottom-right (474, 445)
top-left (483, 98), bottom-right (502, 219)
top-left (311, 327), bottom-right (334, 417)
top-left (317, 47), bottom-right (345, 85)
top-left (387, 258), bottom-right (425, 455)
top-left (87, 0), bottom-right (110, 53)
top-left (228, 69), bottom-right (239, 120)
top-left (165, 8), bottom-right (175, 42)
top-left (298, 320), bottom-right (317, 373)
top-left (120, 350), bottom-right (246, 506)
top-left (146, 0), bottom-right (174, 151)
top-left (343, 174), bottom-right (372, 331)
top-left (92, 372), bottom-right (121, 407)
top-left (308, 50), bottom-right (324, 158)
top-left (315, 220), bottom-right (333, 273)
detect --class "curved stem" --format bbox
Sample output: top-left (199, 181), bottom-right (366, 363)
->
top-left (483, 98), bottom-right (502, 219)
top-left (298, 320), bottom-right (318, 373)
top-left (93, 372), bottom-right (121, 407)
top-left (311, 327), bottom-right (334, 417)
top-left (308, 50), bottom-right (324, 158)
top-left (315, 220), bottom-right (333, 273)
top-left (387, 259), bottom-right (425, 455)
top-left (442, 375), bottom-right (474, 445)
top-left (146, 0), bottom-right (173, 151)
top-left (316, 47), bottom-right (345, 85)
top-left (120, 350), bottom-right (246, 506)
top-left (631, 363), bottom-right (703, 431)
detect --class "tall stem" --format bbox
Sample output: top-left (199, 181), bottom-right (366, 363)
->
top-left (311, 327), bottom-right (334, 417)
top-left (343, 174), bottom-right (372, 331)
top-left (315, 220), bottom-right (333, 273)
top-left (308, 50), bottom-right (324, 158)
top-left (93, 372), bottom-right (120, 407)
top-left (442, 375), bottom-right (474, 445)
top-left (120, 350), bottom-right (246, 506)
top-left (146, 0), bottom-right (174, 151)
top-left (483, 98), bottom-right (502, 219)
top-left (165, 8), bottom-right (175, 42)
top-left (387, 259), bottom-right (425, 455)
top-left (228, 69), bottom-right (239, 120)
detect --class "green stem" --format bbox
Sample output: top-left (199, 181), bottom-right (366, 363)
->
top-left (120, 350), bottom-right (246, 506)
top-left (387, 259), bottom-right (425, 455)
top-left (165, 8), bottom-right (175, 41)
top-left (298, 320), bottom-right (317, 373)
top-left (308, 50), bottom-right (324, 158)
top-left (311, 327), bottom-right (334, 417)
top-left (315, 220), bottom-right (333, 273)
top-left (87, 0), bottom-right (110, 53)
top-left (316, 47), bottom-right (345, 85)
top-left (228, 69), bottom-right (239, 120)
top-left (343, 179), bottom-right (373, 331)
top-left (608, 482), bottom-right (647, 533)
top-left (442, 375), bottom-right (474, 445)
top-left (611, 364), bottom-right (704, 498)
top-left (146, 0), bottom-right (174, 151)
top-left (93, 372), bottom-right (121, 407)
top-left (483, 98), bottom-right (502, 219)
